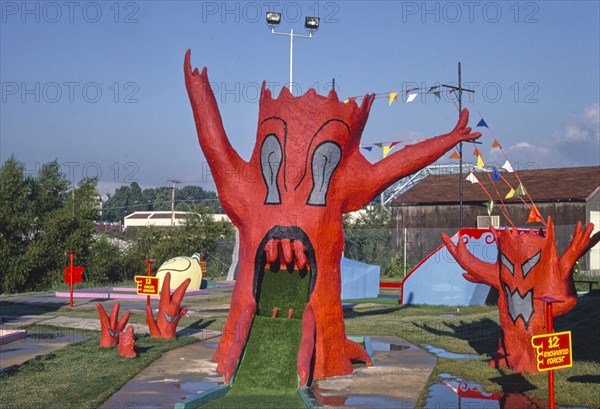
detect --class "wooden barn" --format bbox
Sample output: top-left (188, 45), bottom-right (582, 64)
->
top-left (391, 166), bottom-right (600, 273)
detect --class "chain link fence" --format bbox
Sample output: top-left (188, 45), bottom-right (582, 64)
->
top-left (202, 225), bottom-right (599, 279)
top-left (395, 224), bottom-right (599, 276)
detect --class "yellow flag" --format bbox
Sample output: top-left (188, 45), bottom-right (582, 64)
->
top-left (389, 92), bottom-right (398, 106)
top-left (476, 155), bottom-right (485, 169)
top-left (505, 188), bottom-right (515, 199)
top-left (383, 145), bottom-right (394, 158)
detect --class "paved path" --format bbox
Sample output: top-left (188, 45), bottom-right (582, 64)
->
top-left (1, 292), bottom-right (437, 408)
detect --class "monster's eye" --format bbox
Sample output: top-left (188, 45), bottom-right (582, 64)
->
top-left (307, 141), bottom-right (342, 206)
top-left (522, 251), bottom-right (541, 278)
top-left (499, 252), bottom-right (514, 275)
top-left (260, 134), bottom-right (283, 204)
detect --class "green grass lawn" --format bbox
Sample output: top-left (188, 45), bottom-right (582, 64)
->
top-left (2, 290), bottom-right (598, 408)
top-left (0, 326), bottom-right (197, 409)
top-left (344, 294), bottom-right (600, 408)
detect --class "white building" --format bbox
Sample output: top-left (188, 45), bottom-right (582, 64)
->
top-left (123, 211), bottom-right (231, 229)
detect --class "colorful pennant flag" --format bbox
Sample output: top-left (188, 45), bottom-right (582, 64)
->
top-left (428, 85), bottom-right (440, 92)
top-left (383, 145), bottom-right (394, 158)
top-left (432, 91), bottom-right (441, 100)
top-left (526, 205), bottom-right (543, 224)
top-left (449, 150), bottom-right (461, 160)
top-left (492, 168), bottom-right (501, 181)
top-left (373, 143), bottom-right (383, 148)
top-left (505, 188), bottom-right (515, 199)
top-left (389, 141), bottom-right (400, 148)
top-left (492, 139), bottom-right (502, 149)
top-left (473, 147), bottom-right (482, 156)
top-left (515, 183), bottom-right (527, 196)
top-left (502, 160), bottom-right (514, 173)
top-left (466, 172), bottom-right (479, 184)
top-left (477, 118), bottom-right (488, 128)
top-left (406, 93), bottom-right (418, 103)
top-left (388, 92), bottom-right (398, 106)
top-left (486, 200), bottom-right (494, 217)
top-left (361, 146), bottom-right (373, 152)
top-left (476, 155), bottom-right (485, 169)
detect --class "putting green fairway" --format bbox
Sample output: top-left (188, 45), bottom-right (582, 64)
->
top-left (203, 315), bottom-right (305, 408)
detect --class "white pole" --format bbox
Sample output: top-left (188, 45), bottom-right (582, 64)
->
top-left (289, 28), bottom-right (294, 93)
top-left (403, 227), bottom-right (407, 278)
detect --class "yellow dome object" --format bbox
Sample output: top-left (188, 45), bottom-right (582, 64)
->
top-left (156, 254), bottom-right (203, 291)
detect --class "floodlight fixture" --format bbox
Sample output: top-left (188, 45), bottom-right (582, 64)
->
top-left (266, 12), bottom-right (281, 27)
top-left (305, 17), bottom-right (320, 32)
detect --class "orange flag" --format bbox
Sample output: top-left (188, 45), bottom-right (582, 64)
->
top-left (473, 147), bottom-right (482, 156)
top-left (449, 150), bottom-right (461, 160)
top-left (492, 139), bottom-right (502, 149)
top-left (526, 205), bottom-right (543, 224)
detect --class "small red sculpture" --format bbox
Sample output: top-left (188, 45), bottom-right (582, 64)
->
top-left (118, 325), bottom-right (137, 358)
top-left (442, 218), bottom-right (597, 373)
top-left (185, 50), bottom-right (481, 381)
top-left (97, 302), bottom-right (131, 347)
top-left (146, 272), bottom-right (190, 339)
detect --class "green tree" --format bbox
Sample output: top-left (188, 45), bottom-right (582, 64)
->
top-left (343, 205), bottom-right (406, 277)
top-left (0, 157), bottom-right (99, 293)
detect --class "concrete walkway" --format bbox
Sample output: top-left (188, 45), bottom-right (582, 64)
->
top-left (1, 292), bottom-right (436, 408)
top-left (103, 335), bottom-right (435, 409)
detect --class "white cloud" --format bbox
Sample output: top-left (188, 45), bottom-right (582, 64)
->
top-left (553, 103), bottom-right (600, 165)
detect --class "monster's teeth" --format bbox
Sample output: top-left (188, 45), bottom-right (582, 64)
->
top-left (280, 239), bottom-right (294, 264)
top-left (293, 240), bottom-right (308, 269)
top-left (265, 239), bottom-right (279, 263)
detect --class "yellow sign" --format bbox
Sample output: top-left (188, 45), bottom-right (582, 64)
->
top-left (134, 276), bottom-right (160, 296)
top-left (531, 331), bottom-right (572, 372)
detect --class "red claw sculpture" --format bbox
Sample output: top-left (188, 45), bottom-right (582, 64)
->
top-left (146, 272), bottom-right (190, 340)
top-left (118, 326), bottom-right (137, 358)
top-left (442, 217), bottom-right (598, 373)
top-left (184, 50), bottom-right (481, 381)
top-left (97, 302), bottom-right (131, 347)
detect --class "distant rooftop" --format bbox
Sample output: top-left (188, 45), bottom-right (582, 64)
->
top-left (392, 166), bottom-right (600, 205)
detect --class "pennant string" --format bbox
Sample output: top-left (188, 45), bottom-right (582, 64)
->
top-left (470, 97), bottom-right (546, 227)
top-left (484, 171), bottom-right (516, 228)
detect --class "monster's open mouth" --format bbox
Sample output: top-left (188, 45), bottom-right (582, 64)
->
top-left (252, 226), bottom-right (317, 318)
top-left (503, 284), bottom-right (534, 328)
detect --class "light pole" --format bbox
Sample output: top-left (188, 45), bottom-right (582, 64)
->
top-left (167, 178), bottom-right (180, 227)
top-left (266, 12), bottom-right (320, 95)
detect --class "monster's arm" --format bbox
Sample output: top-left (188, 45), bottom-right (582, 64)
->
top-left (184, 50), bottom-right (250, 223)
top-left (442, 233), bottom-right (500, 289)
top-left (560, 222), bottom-right (597, 278)
top-left (342, 109), bottom-right (480, 212)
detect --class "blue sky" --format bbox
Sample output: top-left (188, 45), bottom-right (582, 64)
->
top-left (1, 1), bottom-right (599, 196)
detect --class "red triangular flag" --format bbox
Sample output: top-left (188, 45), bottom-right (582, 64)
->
top-left (449, 150), bottom-right (461, 160)
top-left (492, 139), bottom-right (502, 149)
top-left (473, 147), bottom-right (482, 156)
top-left (526, 205), bottom-right (543, 224)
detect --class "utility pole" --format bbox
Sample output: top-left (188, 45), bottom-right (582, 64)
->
top-left (167, 179), bottom-right (180, 227)
top-left (442, 62), bottom-right (476, 228)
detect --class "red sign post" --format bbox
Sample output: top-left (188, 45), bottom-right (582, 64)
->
top-left (532, 296), bottom-right (570, 409)
top-left (64, 251), bottom-right (84, 308)
top-left (139, 259), bottom-right (156, 308)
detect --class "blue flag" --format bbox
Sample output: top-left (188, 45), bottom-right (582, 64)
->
top-left (492, 167), bottom-right (501, 181)
top-left (361, 146), bottom-right (373, 152)
top-left (477, 118), bottom-right (488, 128)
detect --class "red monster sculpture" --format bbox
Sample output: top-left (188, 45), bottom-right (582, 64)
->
top-left (97, 302), bottom-right (131, 347)
top-left (118, 325), bottom-right (137, 358)
top-left (146, 272), bottom-right (190, 339)
top-left (442, 218), bottom-right (597, 373)
top-left (184, 50), bottom-right (481, 382)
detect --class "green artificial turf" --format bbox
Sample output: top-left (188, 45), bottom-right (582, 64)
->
top-left (256, 264), bottom-right (311, 318)
top-left (203, 315), bottom-right (305, 408)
